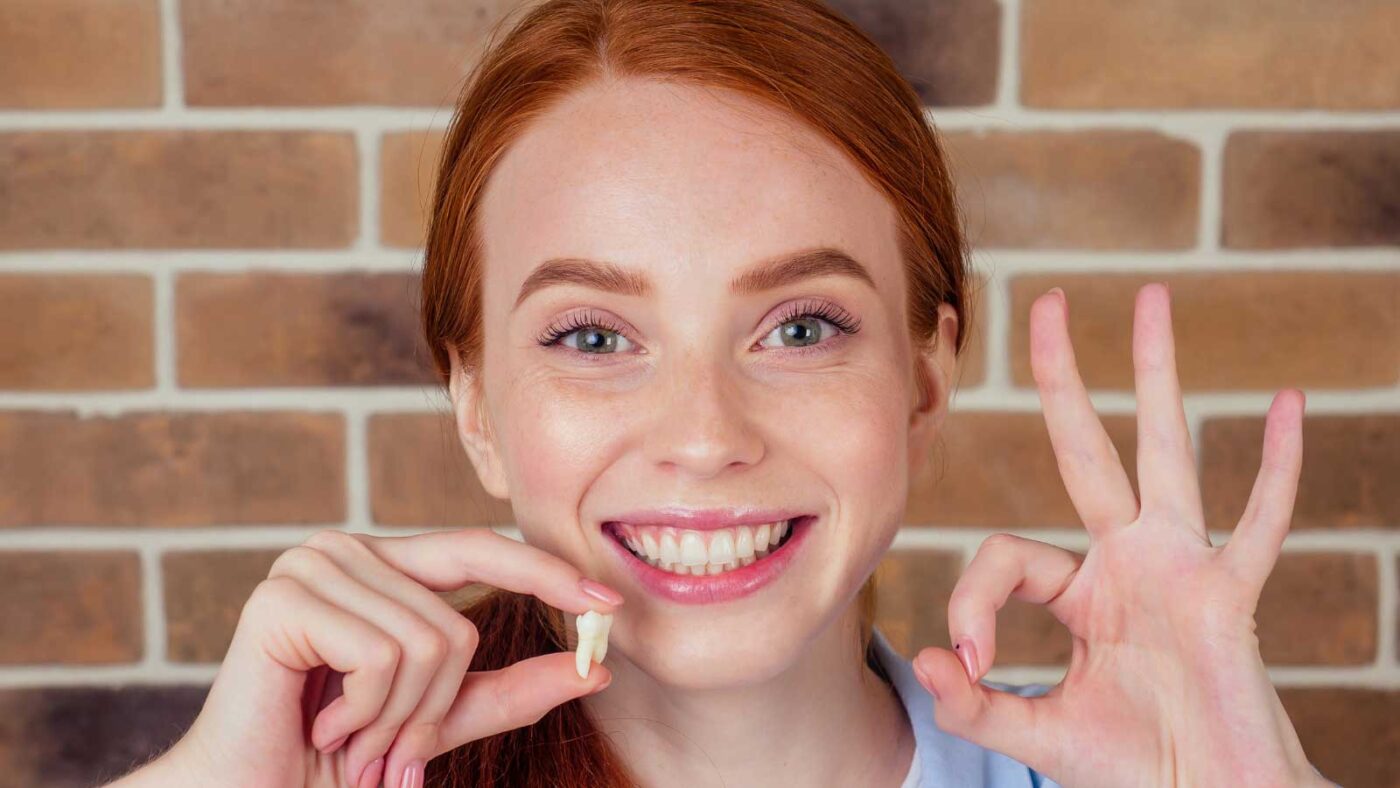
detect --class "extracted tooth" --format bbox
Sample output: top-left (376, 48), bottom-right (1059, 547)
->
top-left (575, 610), bottom-right (614, 679)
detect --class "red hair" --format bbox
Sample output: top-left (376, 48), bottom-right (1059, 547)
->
top-left (419, 0), bottom-right (973, 784)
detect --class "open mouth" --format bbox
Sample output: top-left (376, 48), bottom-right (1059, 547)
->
top-left (603, 516), bottom-right (805, 577)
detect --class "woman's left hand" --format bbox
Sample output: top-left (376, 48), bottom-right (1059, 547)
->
top-left (911, 283), bottom-right (1333, 787)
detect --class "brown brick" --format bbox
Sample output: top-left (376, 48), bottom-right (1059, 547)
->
top-left (0, 411), bottom-right (345, 526)
top-left (1278, 688), bottom-right (1400, 788)
top-left (1254, 553), bottom-right (1377, 665)
top-left (1009, 272), bottom-right (1400, 391)
top-left (1223, 130), bottom-right (1400, 249)
top-left (907, 411), bottom-right (1139, 528)
top-left (380, 130), bottom-right (447, 249)
top-left (995, 598), bottom-right (1072, 666)
top-left (0, 0), bottom-right (161, 108)
top-left (180, 0), bottom-right (511, 106)
top-left (827, 0), bottom-right (1000, 106)
top-left (1021, 0), bottom-right (1400, 109)
top-left (1202, 414), bottom-right (1400, 530)
top-left (368, 412), bottom-right (515, 527)
top-left (873, 548), bottom-right (962, 658)
top-left (0, 274), bottom-right (153, 390)
top-left (0, 685), bottom-right (208, 787)
top-left (944, 130), bottom-right (1199, 249)
top-left (0, 551), bottom-right (141, 664)
top-left (164, 549), bottom-right (281, 663)
top-left (176, 272), bottom-right (434, 387)
top-left (954, 273), bottom-right (988, 388)
top-left (0, 131), bottom-right (357, 250)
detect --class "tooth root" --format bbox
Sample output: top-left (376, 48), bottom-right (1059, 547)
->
top-left (575, 610), bottom-right (613, 679)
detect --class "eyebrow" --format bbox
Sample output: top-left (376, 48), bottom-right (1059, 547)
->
top-left (512, 246), bottom-right (877, 311)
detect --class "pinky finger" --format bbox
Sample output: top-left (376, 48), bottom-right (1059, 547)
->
top-left (1221, 388), bottom-right (1306, 595)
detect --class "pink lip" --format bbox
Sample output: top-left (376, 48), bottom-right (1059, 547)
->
top-left (601, 515), bottom-right (816, 605)
top-left (602, 506), bottom-right (809, 532)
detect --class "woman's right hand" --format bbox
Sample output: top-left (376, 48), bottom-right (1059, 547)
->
top-left (121, 528), bottom-right (623, 788)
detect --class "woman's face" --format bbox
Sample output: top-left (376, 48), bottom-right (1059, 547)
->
top-left (452, 77), bottom-right (958, 688)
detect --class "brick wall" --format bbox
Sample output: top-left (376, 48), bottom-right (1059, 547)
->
top-left (0, 1), bottom-right (1396, 785)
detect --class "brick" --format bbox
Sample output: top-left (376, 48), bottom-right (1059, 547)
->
top-left (0, 131), bottom-right (357, 250)
top-left (1254, 553), bottom-right (1377, 665)
top-left (381, 131), bottom-right (447, 248)
top-left (872, 548), bottom-right (962, 658)
top-left (0, 685), bottom-right (208, 787)
top-left (1223, 130), bottom-right (1400, 249)
top-left (906, 411), bottom-right (1139, 528)
top-left (0, 411), bottom-right (345, 526)
top-left (1277, 688), bottom-right (1400, 788)
top-left (176, 272), bottom-right (434, 387)
top-left (944, 130), bottom-right (1199, 249)
top-left (163, 549), bottom-right (281, 663)
top-left (180, 0), bottom-right (510, 106)
top-left (0, 551), bottom-right (141, 664)
top-left (1202, 415), bottom-right (1400, 530)
top-left (1009, 272), bottom-right (1400, 391)
top-left (1021, 0), bottom-right (1400, 109)
top-left (0, 274), bottom-right (153, 390)
top-left (0, 0), bottom-right (161, 108)
top-left (827, 0), bottom-right (1000, 106)
top-left (994, 598), bottom-right (1072, 666)
top-left (954, 273), bottom-right (988, 388)
top-left (368, 412), bottom-right (515, 527)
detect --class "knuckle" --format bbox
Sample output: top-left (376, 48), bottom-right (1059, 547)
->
top-left (980, 532), bottom-right (1022, 553)
top-left (365, 635), bottom-right (402, 673)
top-left (303, 528), bottom-right (356, 554)
top-left (404, 625), bottom-right (449, 668)
top-left (269, 545), bottom-right (332, 579)
top-left (446, 616), bottom-right (480, 655)
top-left (245, 575), bottom-right (302, 616)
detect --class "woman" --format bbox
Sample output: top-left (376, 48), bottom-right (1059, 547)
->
top-left (112, 1), bottom-right (1335, 786)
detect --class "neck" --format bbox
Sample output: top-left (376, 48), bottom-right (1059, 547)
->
top-left (579, 606), bottom-right (916, 788)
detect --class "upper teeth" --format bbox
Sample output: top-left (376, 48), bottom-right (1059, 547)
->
top-left (575, 609), bottom-right (613, 679)
top-left (613, 520), bottom-right (792, 575)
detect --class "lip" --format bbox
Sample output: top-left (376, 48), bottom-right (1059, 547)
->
top-left (602, 506), bottom-right (810, 532)
top-left (601, 514), bottom-right (816, 605)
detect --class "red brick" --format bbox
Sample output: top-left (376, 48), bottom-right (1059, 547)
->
top-left (943, 130), bottom-right (1199, 249)
top-left (906, 411), bottom-right (1139, 528)
top-left (0, 0), bottom-right (161, 108)
top-left (1223, 130), bottom-right (1400, 249)
top-left (380, 130), bottom-right (447, 249)
top-left (1021, 0), bottom-right (1400, 109)
top-left (163, 549), bottom-right (282, 663)
top-left (0, 274), bottom-right (153, 390)
top-left (873, 548), bottom-right (962, 658)
top-left (0, 551), bottom-right (142, 664)
top-left (368, 412), bottom-right (515, 527)
top-left (995, 598), bottom-right (1072, 666)
top-left (0, 131), bottom-right (357, 250)
top-left (0, 410), bottom-right (345, 526)
top-left (176, 272), bottom-right (435, 387)
top-left (1009, 272), bottom-right (1400, 391)
top-left (1254, 553), bottom-right (1377, 665)
top-left (1202, 414), bottom-right (1400, 530)
top-left (180, 0), bottom-right (508, 106)
top-left (1278, 688), bottom-right (1400, 788)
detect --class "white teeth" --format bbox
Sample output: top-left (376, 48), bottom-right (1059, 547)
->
top-left (575, 609), bottom-right (613, 679)
top-left (617, 519), bottom-right (796, 576)
top-left (755, 522), bottom-right (771, 550)
top-left (679, 531), bottom-right (708, 566)
top-left (734, 526), bottom-right (755, 559)
top-left (659, 532), bottom-right (679, 565)
top-left (707, 529), bottom-right (736, 564)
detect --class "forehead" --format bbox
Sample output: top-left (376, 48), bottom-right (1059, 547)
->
top-left (476, 77), bottom-right (902, 294)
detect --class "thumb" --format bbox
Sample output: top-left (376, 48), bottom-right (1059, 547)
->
top-left (913, 646), bottom-right (1052, 771)
top-left (437, 651), bottom-right (611, 751)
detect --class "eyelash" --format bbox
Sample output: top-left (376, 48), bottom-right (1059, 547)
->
top-left (534, 299), bottom-right (862, 354)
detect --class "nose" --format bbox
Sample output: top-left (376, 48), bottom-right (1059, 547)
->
top-left (641, 353), bottom-right (764, 478)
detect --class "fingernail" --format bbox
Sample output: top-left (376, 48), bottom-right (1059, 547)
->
top-left (400, 759), bottom-right (424, 788)
top-left (320, 733), bottom-right (347, 754)
top-left (355, 757), bottom-right (384, 788)
top-left (579, 577), bottom-right (624, 606)
top-left (911, 654), bottom-right (940, 701)
top-left (1048, 286), bottom-right (1065, 302)
top-left (954, 637), bottom-right (980, 682)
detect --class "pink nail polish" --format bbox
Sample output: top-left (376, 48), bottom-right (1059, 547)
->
top-left (356, 757), bottom-right (384, 788)
top-left (579, 577), bottom-right (624, 606)
top-left (320, 733), bottom-right (348, 754)
top-left (912, 655), bottom-right (940, 701)
top-left (401, 759), bottom-right (424, 788)
top-left (954, 637), bottom-right (980, 682)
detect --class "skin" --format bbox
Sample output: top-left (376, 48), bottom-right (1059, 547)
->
top-left (112, 76), bottom-right (1334, 788)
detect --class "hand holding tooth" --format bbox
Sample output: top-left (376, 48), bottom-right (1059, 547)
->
top-left (575, 609), bottom-right (614, 679)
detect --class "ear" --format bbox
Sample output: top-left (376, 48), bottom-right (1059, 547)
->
top-left (446, 344), bottom-right (511, 500)
top-left (908, 302), bottom-right (959, 479)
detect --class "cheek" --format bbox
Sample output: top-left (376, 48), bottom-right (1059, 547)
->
top-left (497, 378), bottom-right (629, 514)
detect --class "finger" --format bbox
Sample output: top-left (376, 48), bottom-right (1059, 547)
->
top-left (238, 576), bottom-right (399, 753)
top-left (1029, 287), bottom-right (1140, 537)
top-left (355, 529), bottom-right (625, 614)
top-left (303, 531), bottom-right (481, 788)
top-left (1222, 389), bottom-right (1306, 594)
top-left (438, 651), bottom-right (612, 747)
top-left (947, 533), bottom-right (1083, 681)
top-left (1132, 283), bottom-right (1207, 540)
top-left (267, 545), bottom-right (447, 782)
top-left (912, 645), bottom-right (1057, 775)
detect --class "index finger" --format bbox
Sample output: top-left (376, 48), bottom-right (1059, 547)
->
top-left (353, 529), bottom-right (625, 614)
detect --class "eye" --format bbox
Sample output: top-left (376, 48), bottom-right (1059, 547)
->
top-left (757, 299), bottom-right (861, 350)
top-left (537, 310), bottom-right (636, 355)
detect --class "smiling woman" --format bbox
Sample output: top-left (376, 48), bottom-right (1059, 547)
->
top-left (105, 1), bottom-right (1337, 787)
